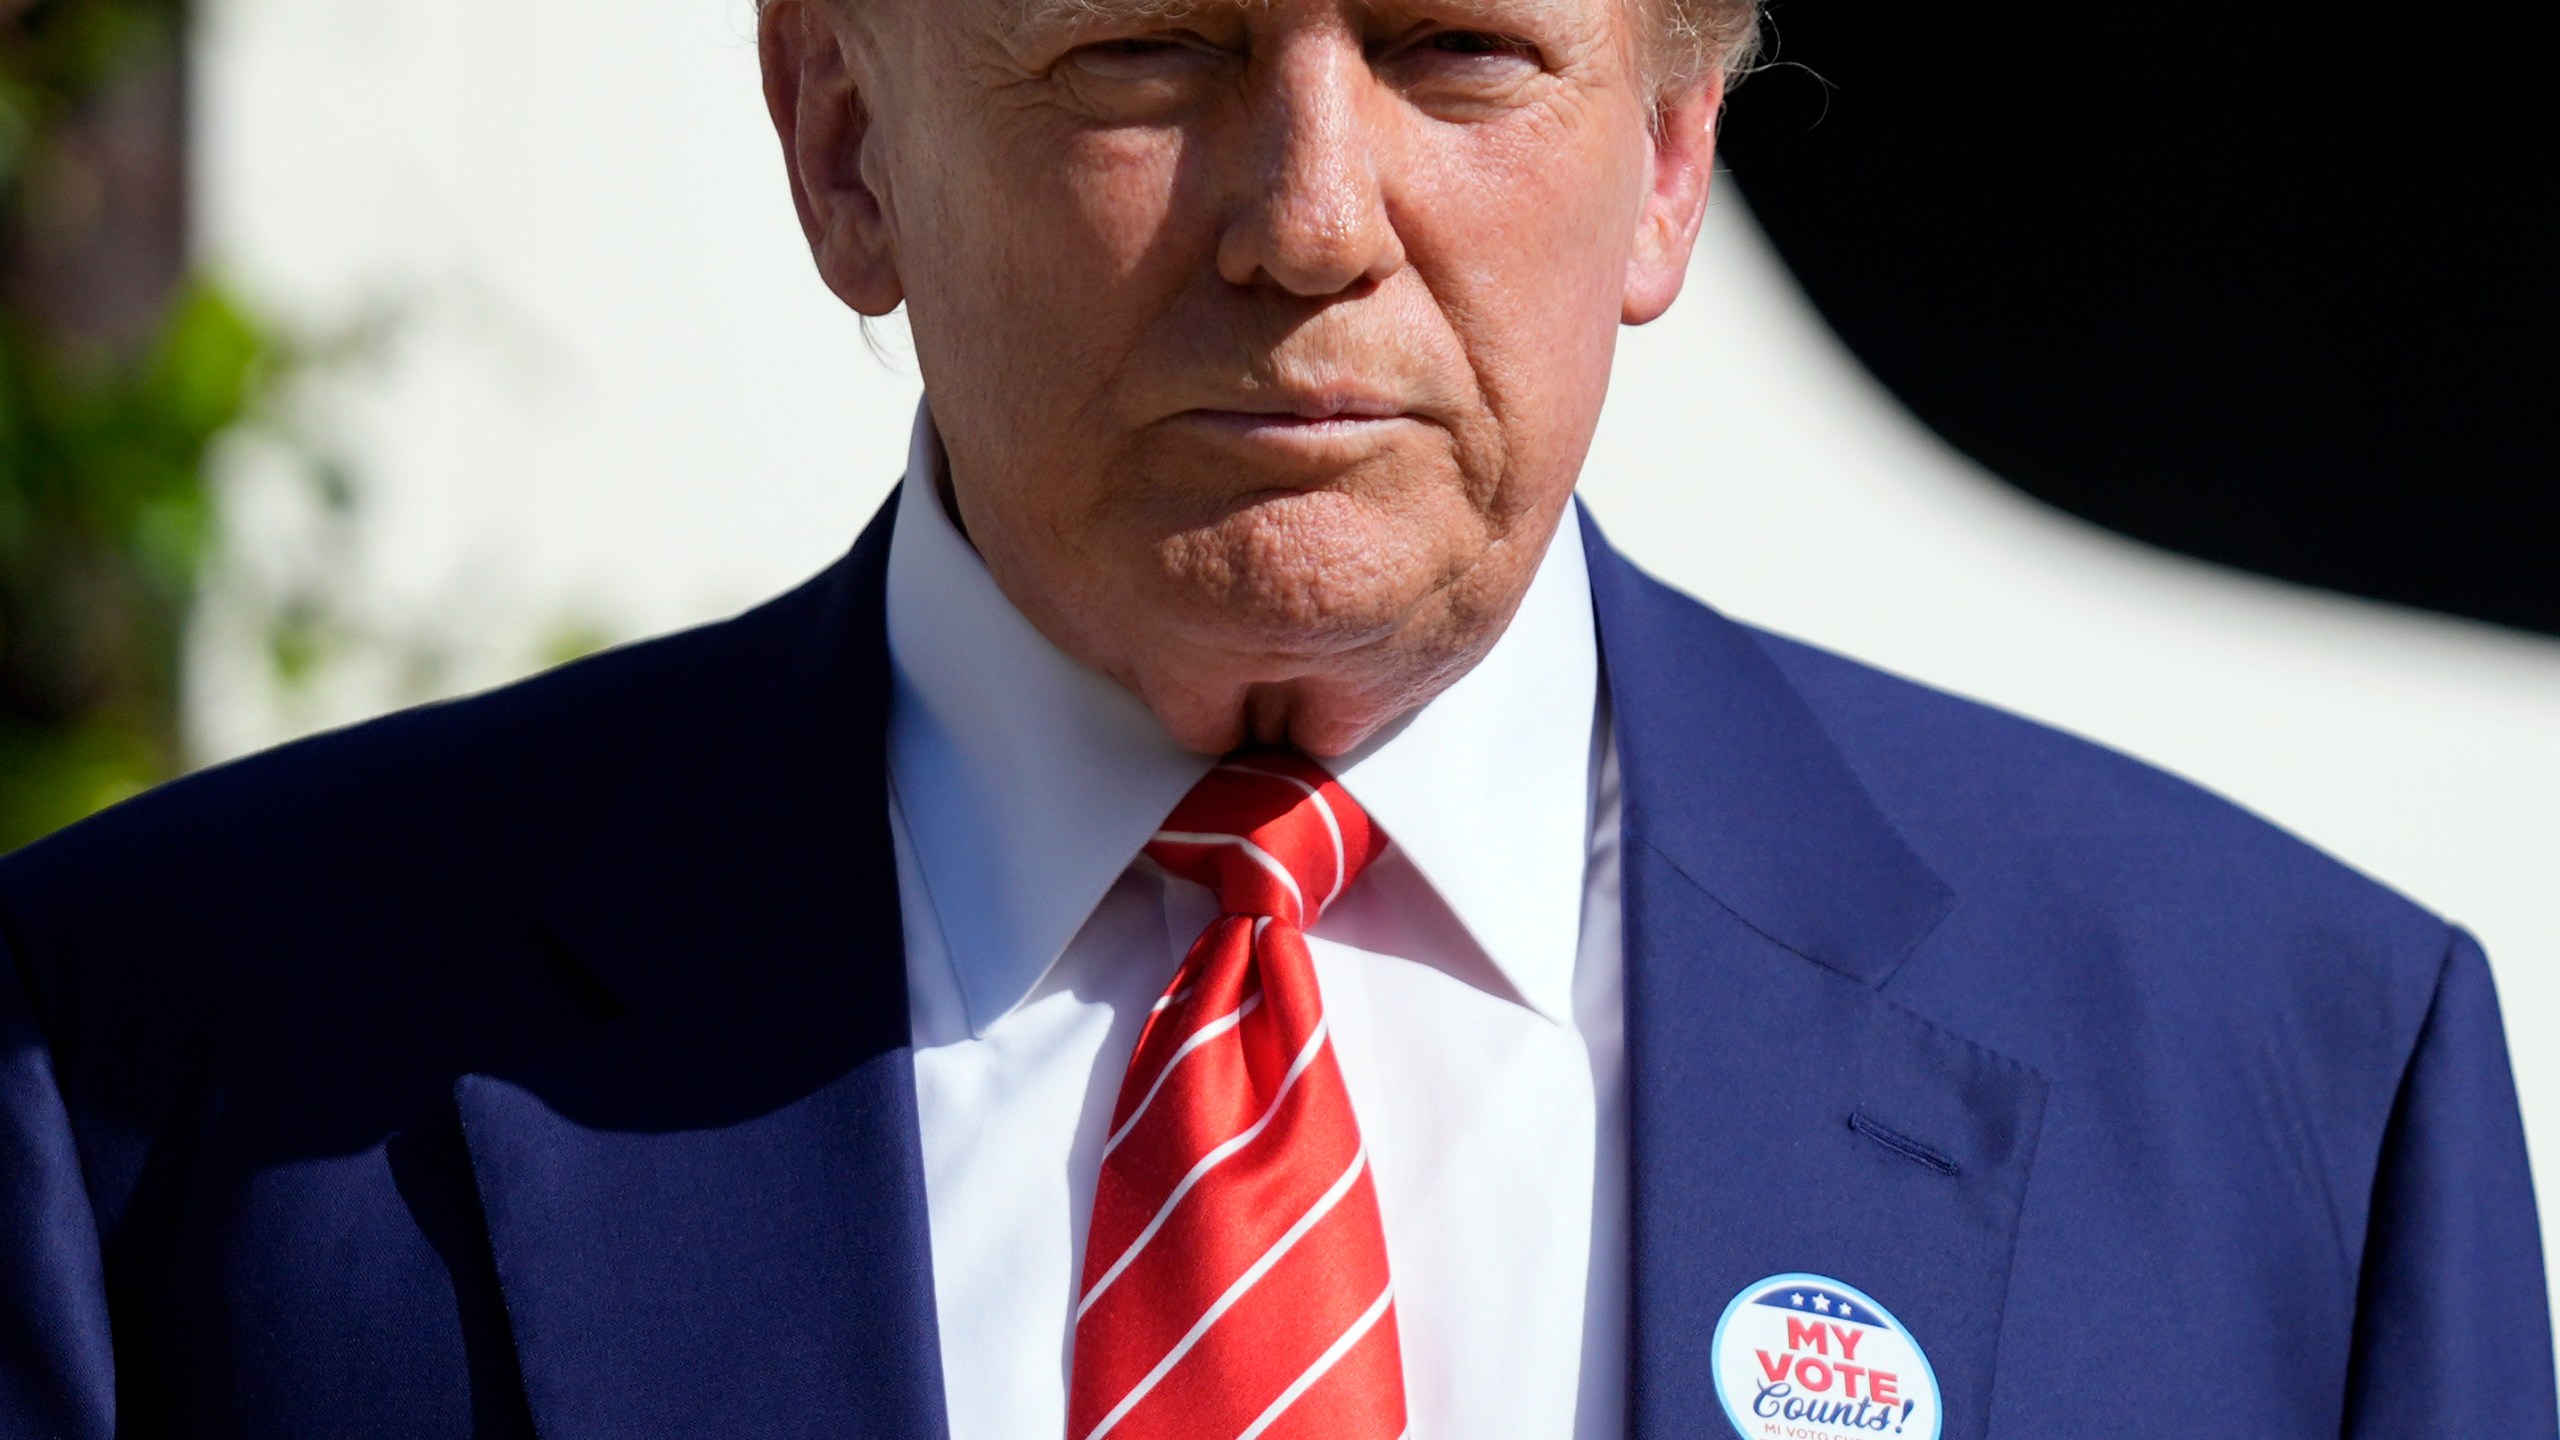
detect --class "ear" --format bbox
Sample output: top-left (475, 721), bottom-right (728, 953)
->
top-left (1622, 71), bottom-right (1723, 325)
top-left (760, 0), bottom-right (904, 316)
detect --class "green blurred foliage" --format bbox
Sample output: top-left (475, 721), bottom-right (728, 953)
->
top-left (0, 0), bottom-right (277, 852)
top-left (0, 281), bottom-right (269, 849)
top-left (4, 2), bottom-right (616, 854)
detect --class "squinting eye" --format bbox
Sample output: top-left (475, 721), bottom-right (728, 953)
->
top-left (1423, 30), bottom-right (1534, 59)
top-left (1061, 33), bottom-right (1222, 84)
top-left (1090, 37), bottom-right (1184, 58)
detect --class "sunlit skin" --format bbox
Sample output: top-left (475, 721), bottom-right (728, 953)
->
top-left (761, 0), bottom-right (1720, 754)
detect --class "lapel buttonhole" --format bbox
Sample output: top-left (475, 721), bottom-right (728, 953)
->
top-left (1848, 1109), bottom-right (1963, 1177)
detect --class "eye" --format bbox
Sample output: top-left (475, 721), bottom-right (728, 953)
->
top-left (1382, 26), bottom-right (1544, 107)
top-left (1422, 30), bottom-right (1536, 59)
top-left (1049, 30), bottom-right (1231, 120)
top-left (1091, 37), bottom-right (1186, 59)
top-left (1061, 33), bottom-right (1221, 81)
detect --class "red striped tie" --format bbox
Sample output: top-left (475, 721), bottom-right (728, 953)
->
top-left (1067, 752), bottom-right (1407, 1440)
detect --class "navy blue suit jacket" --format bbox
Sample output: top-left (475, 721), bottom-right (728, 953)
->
top-left (2, 501), bottom-right (2550, 1438)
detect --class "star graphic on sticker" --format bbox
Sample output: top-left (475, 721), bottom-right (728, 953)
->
top-left (1791, 1294), bottom-right (1806, 1307)
top-left (1837, 1303), bottom-right (1855, 1319)
top-left (1813, 1296), bottom-right (1832, 1313)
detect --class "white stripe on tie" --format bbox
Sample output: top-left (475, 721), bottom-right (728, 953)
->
top-left (1151, 830), bottom-right (1306, 925)
top-left (1077, 1146), bottom-right (1371, 1440)
top-left (1102, 992), bottom-right (1263, 1160)
top-left (1215, 763), bottom-right (1348, 911)
top-left (1076, 1019), bottom-right (1333, 1318)
top-left (1233, 1282), bottom-right (1397, 1440)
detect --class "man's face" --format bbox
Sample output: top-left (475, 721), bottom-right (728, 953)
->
top-left (766, 0), bottom-right (1716, 752)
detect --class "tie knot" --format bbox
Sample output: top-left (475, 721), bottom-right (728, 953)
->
top-left (1145, 753), bottom-right (1385, 927)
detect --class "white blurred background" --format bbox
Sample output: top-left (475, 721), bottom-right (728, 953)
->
top-left (192, 0), bottom-right (2560, 1317)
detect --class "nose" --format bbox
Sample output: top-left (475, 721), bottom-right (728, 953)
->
top-left (1215, 36), bottom-right (1407, 296)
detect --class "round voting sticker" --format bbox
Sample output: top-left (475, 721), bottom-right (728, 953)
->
top-left (1711, 1273), bottom-right (1941, 1440)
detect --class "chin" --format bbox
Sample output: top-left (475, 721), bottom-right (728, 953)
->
top-left (1148, 489), bottom-right (1458, 647)
top-left (1163, 571), bottom-right (1424, 666)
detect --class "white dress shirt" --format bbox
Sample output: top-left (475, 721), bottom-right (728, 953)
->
top-left (884, 407), bottom-right (1627, 1440)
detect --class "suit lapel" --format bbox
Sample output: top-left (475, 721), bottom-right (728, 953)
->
top-left (1585, 510), bottom-right (2048, 1440)
top-left (457, 499), bottom-right (948, 1440)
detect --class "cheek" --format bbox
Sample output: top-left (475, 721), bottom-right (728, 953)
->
top-left (943, 119), bottom-right (1193, 324)
top-left (1398, 116), bottom-right (1647, 425)
top-left (1465, 116), bottom-right (1643, 320)
top-left (909, 122), bottom-right (1195, 438)
top-left (1056, 128), bottom-right (1195, 279)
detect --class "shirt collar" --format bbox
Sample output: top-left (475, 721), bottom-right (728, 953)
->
top-left (1324, 504), bottom-right (1598, 1025)
top-left (885, 402), bottom-right (1599, 1035)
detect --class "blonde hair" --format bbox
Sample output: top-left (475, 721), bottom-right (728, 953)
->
top-left (1654, 0), bottom-right (1764, 91)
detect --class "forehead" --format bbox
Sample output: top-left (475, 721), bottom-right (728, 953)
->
top-left (990, 0), bottom-right (1615, 40)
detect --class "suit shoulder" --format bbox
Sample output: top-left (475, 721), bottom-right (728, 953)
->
top-left (1743, 625), bottom-right (2453, 999)
top-left (0, 606), bottom-right (745, 977)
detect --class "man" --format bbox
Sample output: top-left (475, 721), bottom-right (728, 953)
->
top-left (0, 0), bottom-right (2547, 1434)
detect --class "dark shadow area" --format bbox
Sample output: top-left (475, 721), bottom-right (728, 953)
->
top-left (1721, 2), bottom-right (2553, 635)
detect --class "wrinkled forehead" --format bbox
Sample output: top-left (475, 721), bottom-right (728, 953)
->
top-left (984, 0), bottom-right (1626, 43)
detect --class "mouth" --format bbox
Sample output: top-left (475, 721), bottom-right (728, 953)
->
top-left (1172, 393), bottom-right (1425, 446)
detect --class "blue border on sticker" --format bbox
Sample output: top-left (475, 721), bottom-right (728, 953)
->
top-left (1709, 1271), bottom-right (1943, 1440)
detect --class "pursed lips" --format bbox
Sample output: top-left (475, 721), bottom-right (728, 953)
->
top-left (1176, 392), bottom-right (1423, 438)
